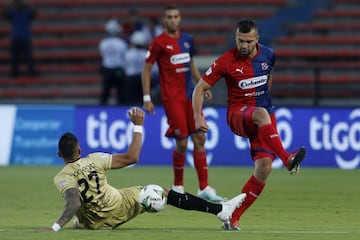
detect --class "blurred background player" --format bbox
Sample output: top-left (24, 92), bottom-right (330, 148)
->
top-left (99, 19), bottom-right (127, 105)
top-left (4, 0), bottom-right (38, 77)
top-left (141, 5), bottom-right (222, 202)
top-left (143, 16), bottom-right (163, 44)
top-left (42, 107), bottom-right (246, 232)
top-left (125, 31), bottom-right (149, 105)
top-left (192, 18), bottom-right (306, 230)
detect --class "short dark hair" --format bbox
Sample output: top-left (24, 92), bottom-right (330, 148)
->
top-left (164, 4), bottom-right (179, 13)
top-left (237, 18), bottom-right (257, 33)
top-left (58, 132), bottom-right (78, 159)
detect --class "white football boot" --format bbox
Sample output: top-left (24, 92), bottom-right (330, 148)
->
top-left (217, 193), bottom-right (246, 222)
top-left (198, 186), bottom-right (224, 202)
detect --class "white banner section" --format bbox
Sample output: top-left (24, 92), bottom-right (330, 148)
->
top-left (0, 105), bottom-right (16, 166)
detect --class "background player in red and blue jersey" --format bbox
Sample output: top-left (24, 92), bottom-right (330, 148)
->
top-left (192, 18), bottom-right (306, 230)
top-left (142, 5), bottom-right (222, 202)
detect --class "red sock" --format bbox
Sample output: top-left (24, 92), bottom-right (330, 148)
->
top-left (193, 150), bottom-right (208, 190)
top-left (173, 150), bottom-right (185, 186)
top-left (258, 124), bottom-right (290, 167)
top-left (231, 175), bottom-right (265, 225)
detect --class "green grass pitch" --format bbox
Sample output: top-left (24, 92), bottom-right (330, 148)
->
top-left (0, 166), bottom-right (359, 240)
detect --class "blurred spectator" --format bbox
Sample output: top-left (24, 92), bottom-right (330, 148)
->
top-left (121, 8), bottom-right (145, 43)
top-left (4, 0), bottom-right (38, 77)
top-left (143, 17), bottom-right (163, 44)
top-left (125, 31), bottom-right (148, 104)
top-left (125, 31), bottom-right (160, 105)
top-left (99, 19), bottom-right (128, 105)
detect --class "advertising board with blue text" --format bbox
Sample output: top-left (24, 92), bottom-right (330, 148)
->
top-left (1, 105), bottom-right (359, 169)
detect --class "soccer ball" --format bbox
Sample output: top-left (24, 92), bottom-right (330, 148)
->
top-left (139, 184), bottom-right (167, 213)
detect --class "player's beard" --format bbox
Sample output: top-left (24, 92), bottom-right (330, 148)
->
top-left (239, 48), bottom-right (250, 57)
top-left (167, 25), bottom-right (178, 34)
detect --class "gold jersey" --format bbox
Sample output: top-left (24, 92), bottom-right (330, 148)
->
top-left (54, 152), bottom-right (144, 229)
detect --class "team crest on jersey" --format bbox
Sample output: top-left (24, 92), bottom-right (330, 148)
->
top-left (184, 42), bottom-right (190, 49)
top-left (261, 62), bottom-right (268, 70)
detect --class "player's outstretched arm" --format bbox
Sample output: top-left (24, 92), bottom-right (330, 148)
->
top-left (111, 107), bottom-right (145, 169)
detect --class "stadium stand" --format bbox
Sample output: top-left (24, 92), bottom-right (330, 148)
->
top-left (0, 0), bottom-right (286, 104)
top-left (0, 0), bottom-right (359, 106)
top-left (270, 0), bottom-right (360, 106)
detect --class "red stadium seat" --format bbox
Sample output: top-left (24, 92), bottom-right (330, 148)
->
top-left (314, 9), bottom-right (360, 18)
top-left (274, 36), bottom-right (360, 45)
top-left (291, 22), bottom-right (360, 32)
top-left (0, 0), bottom-right (286, 7)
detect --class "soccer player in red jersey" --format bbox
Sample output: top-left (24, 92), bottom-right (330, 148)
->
top-left (192, 18), bottom-right (306, 230)
top-left (142, 5), bottom-right (222, 202)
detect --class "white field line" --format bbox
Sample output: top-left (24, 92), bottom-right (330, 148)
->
top-left (0, 228), bottom-right (356, 234)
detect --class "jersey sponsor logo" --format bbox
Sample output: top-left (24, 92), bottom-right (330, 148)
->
top-left (244, 90), bottom-right (265, 97)
top-left (238, 75), bottom-right (268, 89)
top-left (176, 67), bottom-right (190, 73)
top-left (170, 53), bottom-right (190, 65)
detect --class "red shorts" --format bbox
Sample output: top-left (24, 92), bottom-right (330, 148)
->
top-left (163, 100), bottom-right (198, 139)
top-left (227, 106), bottom-right (277, 161)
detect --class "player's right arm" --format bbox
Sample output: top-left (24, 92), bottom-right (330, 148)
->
top-left (192, 78), bottom-right (212, 132)
top-left (111, 107), bottom-right (145, 169)
top-left (141, 62), bottom-right (155, 114)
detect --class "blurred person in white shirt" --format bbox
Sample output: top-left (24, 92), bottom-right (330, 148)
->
top-left (143, 16), bottom-right (163, 44)
top-left (125, 31), bottom-right (159, 104)
top-left (99, 19), bottom-right (127, 105)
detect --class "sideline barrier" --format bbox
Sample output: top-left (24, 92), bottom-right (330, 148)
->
top-left (0, 105), bottom-right (359, 169)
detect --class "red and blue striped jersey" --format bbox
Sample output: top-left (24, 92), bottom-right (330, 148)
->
top-left (145, 32), bottom-right (195, 101)
top-left (202, 44), bottom-right (275, 114)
